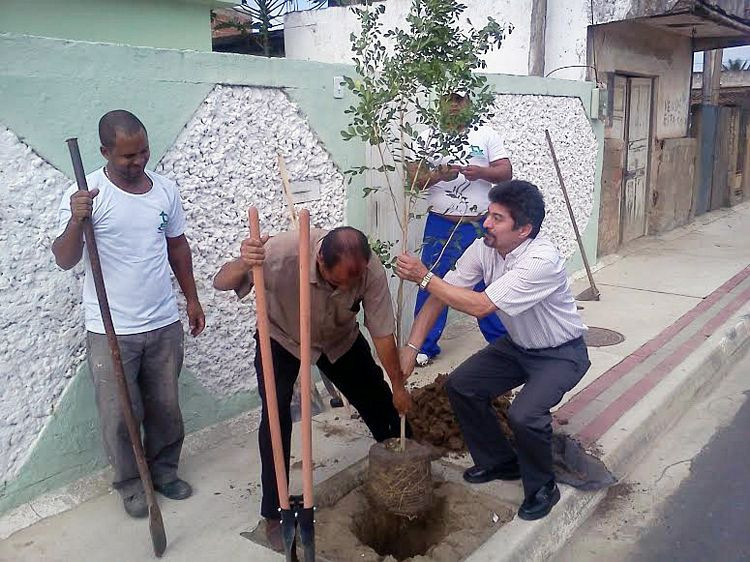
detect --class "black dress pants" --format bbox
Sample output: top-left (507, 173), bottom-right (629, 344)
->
top-left (256, 332), bottom-right (407, 519)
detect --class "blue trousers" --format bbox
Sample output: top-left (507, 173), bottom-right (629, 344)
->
top-left (414, 212), bottom-right (507, 358)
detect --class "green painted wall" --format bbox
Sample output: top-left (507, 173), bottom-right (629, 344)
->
top-left (0, 32), bottom-right (602, 516)
top-left (0, 33), bottom-right (367, 227)
top-left (0, 0), bottom-right (218, 51)
top-left (0, 33), bottom-right (368, 515)
top-left (0, 365), bottom-right (257, 516)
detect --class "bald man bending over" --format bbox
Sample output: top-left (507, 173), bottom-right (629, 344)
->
top-left (214, 225), bottom-right (411, 549)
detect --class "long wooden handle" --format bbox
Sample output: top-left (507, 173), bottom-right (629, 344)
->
top-left (248, 207), bottom-right (290, 510)
top-left (298, 209), bottom-right (314, 508)
top-left (277, 153), bottom-right (298, 229)
top-left (66, 138), bottom-right (166, 557)
top-left (544, 129), bottom-right (599, 296)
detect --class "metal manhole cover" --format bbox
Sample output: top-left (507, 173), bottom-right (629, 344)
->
top-left (585, 327), bottom-right (625, 347)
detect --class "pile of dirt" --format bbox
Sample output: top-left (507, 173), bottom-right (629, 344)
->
top-left (409, 374), bottom-right (512, 454)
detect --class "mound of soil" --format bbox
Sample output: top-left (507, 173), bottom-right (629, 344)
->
top-left (409, 374), bottom-right (513, 454)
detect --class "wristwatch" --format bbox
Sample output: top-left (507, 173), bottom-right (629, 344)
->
top-left (419, 271), bottom-right (434, 290)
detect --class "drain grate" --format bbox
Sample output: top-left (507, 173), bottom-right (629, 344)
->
top-left (585, 327), bottom-right (625, 347)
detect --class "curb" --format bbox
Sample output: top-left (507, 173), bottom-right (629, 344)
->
top-left (466, 308), bottom-right (750, 562)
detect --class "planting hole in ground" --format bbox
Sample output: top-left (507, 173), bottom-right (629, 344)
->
top-left (316, 480), bottom-right (515, 562)
top-left (351, 496), bottom-right (447, 560)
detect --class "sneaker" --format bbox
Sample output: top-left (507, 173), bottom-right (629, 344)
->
top-left (416, 353), bottom-right (430, 367)
top-left (122, 490), bottom-right (148, 518)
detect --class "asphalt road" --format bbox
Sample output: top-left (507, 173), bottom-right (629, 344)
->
top-left (626, 389), bottom-right (750, 562)
top-left (554, 348), bottom-right (750, 562)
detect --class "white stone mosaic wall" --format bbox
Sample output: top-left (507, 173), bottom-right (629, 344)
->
top-left (489, 95), bottom-right (597, 259)
top-left (0, 127), bottom-right (86, 483)
top-left (156, 85), bottom-right (346, 396)
top-left (0, 85), bottom-right (346, 482)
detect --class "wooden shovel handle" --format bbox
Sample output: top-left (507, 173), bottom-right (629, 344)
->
top-left (298, 210), bottom-right (314, 508)
top-left (66, 138), bottom-right (166, 557)
top-left (248, 207), bottom-right (290, 510)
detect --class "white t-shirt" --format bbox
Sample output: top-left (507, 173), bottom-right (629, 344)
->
top-left (421, 125), bottom-right (509, 216)
top-left (57, 168), bottom-right (186, 335)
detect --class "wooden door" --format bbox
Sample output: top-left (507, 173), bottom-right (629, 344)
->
top-left (621, 77), bottom-right (653, 243)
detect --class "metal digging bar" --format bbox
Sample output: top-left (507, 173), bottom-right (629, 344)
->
top-left (544, 129), bottom-right (601, 301)
top-left (65, 138), bottom-right (167, 557)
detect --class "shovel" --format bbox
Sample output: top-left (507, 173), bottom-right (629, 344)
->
top-left (65, 138), bottom-right (167, 557)
top-left (544, 129), bottom-right (601, 302)
top-left (248, 207), bottom-right (295, 561)
top-left (297, 209), bottom-right (316, 561)
top-left (249, 207), bottom-right (316, 561)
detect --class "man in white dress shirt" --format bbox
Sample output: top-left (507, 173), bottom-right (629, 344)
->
top-left (396, 180), bottom-right (590, 521)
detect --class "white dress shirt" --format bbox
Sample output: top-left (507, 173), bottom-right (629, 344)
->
top-left (443, 237), bottom-right (586, 349)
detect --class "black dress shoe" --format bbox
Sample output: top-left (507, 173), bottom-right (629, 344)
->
top-left (517, 481), bottom-right (560, 521)
top-left (154, 478), bottom-right (193, 500)
top-left (463, 463), bottom-right (521, 484)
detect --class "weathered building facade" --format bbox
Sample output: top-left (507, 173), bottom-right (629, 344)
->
top-left (285, 0), bottom-right (750, 255)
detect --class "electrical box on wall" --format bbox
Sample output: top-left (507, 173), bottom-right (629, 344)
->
top-left (592, 85), bottom-right (608, 122)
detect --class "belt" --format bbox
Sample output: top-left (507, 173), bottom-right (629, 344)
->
top-left (431, 211), bottom-right (486, 224)
top-left (508, 335), bottom-right (585, 353)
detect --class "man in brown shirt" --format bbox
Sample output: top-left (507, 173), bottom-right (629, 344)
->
top-left (214, 225), bottom-right (411, 544)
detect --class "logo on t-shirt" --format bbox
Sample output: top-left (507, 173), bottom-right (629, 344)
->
top-left (158, 211), bottom-right (169, 233)
top-left (469, 145), bottom-right (485, 158)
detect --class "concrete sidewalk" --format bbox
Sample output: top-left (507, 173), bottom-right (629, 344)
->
top-left (2, 202), bottom-right (750, 562)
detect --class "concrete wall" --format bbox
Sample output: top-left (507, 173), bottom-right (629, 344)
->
top-left (0, 32), bottom-right (363, 516)
top-left (284, 0), bottom-right (531, 75)
top-left (589, 0), bottom-right (749, 23)
top-left (598, 138), bottom-right (625, 255)
top-left (489, 94), bottom-right (598, 259)
top-left (649, 138), bottom-right (697, 233)
top-left (544, 0), bottom-right (591, 81)
top-left (0, 0), bottom-right (229, 51)
top-left (0, 31), bottom-right (603, 517)
top-left (593, 21), bottom-right (693, 141)
top-left (156, 85), bottom-right (346, 395)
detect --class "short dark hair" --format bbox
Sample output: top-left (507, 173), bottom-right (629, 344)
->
top-left (98, 110), bottom-right (147, 148)
top-left (488, 180), bottom-right (546, 238)
top-left (320, 227), bottom-right (372, 269)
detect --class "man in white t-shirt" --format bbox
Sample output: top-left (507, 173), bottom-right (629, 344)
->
top-left (396, 180), bottom-right (590, 522)
top-left (52, 110), bottom-right (205, 518)
top-left (408, 91), bottom-right (513, 366)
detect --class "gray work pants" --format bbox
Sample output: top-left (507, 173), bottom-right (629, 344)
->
top-left (445, 335), bottom-right (590, 500)
top-left (86, 320), bottom-right (185, 496)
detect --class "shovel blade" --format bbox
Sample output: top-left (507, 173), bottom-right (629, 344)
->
top-left (149, 504), bottom-right (167, 558)
top-left (576, 286), bottom-right (601, 302)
